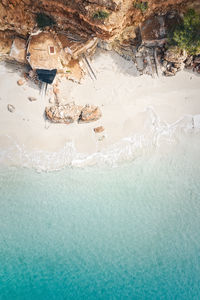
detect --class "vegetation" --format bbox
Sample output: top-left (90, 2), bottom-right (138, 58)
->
top-left (169, 9), bottom-right (200, 55)
top-left (36, 13), bottom-right (56, 29)
top-left (134, 1), bottom-right (148, 13)
top-left (93, 10), bottom-right (109, 20)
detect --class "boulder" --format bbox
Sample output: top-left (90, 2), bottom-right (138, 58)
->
top-left (45, 103), bottom-right (83, 124)
top-left (7, 104), bottom-right (15, 112)
top-left (79, 105), bottom-right (102, 123)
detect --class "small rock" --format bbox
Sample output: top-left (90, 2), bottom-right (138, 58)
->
top-left (7, 104), bottom-right (15, 112)
top-left (24, 72), bottom-right (29, 81)
top-left (28, 97), bottom-right (37, 102)
top-left (17, 79), bottom-right (25, 86)
top-left (53, 86), bottom-right (59, 95)
top-left (94, 126), bottom-right (104, 133)
top-left (162, 60), bottom-right (168, 68)
top-left (49, 98), bottom-right (55, 104)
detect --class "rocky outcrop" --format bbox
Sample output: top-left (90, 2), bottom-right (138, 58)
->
top-left (79, 105), bottom-right (102, 123)
top-left (45, 103), bottom-right (102, 124)
top-left (161, 46), bottom-right (187, 76)
top-left (0, 0), bottom-right (196, 43)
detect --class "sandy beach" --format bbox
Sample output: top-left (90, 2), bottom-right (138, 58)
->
top-left (0, 49), bottom-right (200, 170)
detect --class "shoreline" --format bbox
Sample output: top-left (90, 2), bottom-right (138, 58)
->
top-left (0, 50), bottom-right (200, 171)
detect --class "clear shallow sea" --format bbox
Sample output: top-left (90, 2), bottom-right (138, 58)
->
top-left (0, 135), bottom-right (200, 299)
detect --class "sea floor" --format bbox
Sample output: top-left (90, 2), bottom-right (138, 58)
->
top-left (0, 134), bottom-right (200, 299)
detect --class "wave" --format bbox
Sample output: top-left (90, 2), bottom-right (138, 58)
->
top-left (1, 107), bottom-right (200, 172)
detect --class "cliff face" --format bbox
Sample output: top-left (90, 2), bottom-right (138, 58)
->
top-left (0, 0), bottom-right (197, 41)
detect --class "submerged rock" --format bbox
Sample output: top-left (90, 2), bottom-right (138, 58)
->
top-left (79, 105), bottom-right (102, 123)
top-left (45, 103), bottom-right (83, 124)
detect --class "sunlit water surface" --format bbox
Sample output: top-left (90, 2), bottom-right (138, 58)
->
top-left (0, 135), bottom-right (200, 299)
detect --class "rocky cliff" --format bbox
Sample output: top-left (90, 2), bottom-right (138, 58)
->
top-left (0, 0), bottom-right (198, 42)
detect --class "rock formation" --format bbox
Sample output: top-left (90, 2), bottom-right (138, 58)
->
top-left (45, 103), bottom-right (83, 124)
top-left (45, 103), bottom-right (102, 124)
top-left (161, 46), bottom-right (187, 76)
top-left (0, 0), bottom-right (197, 42)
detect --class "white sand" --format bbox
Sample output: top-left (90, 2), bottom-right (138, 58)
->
top-left (0, 49), bottom-right (200, 169)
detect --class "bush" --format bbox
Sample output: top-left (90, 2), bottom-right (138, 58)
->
top-left (36, 13), bottom-right (56, 29)
top-left (93, 10), bottom-right (109, 20)
top-left (169, 9), bottom-right (200, 55)
top-left (134, 1), bottom-right (148, 13)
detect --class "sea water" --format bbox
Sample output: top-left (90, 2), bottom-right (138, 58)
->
top-left (0, 134), bottom-right (200, 299)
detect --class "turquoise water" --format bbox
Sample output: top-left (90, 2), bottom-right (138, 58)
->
top-left (0, 137), bottom-right (200, 299)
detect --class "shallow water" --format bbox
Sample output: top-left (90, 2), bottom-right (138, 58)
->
top-left (0, 135), bottom-right (200, 299)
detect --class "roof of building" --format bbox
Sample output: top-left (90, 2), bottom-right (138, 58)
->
top-left (27, 32), bottom-right (65, 70)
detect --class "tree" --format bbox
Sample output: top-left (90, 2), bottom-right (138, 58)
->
top-left (170, 9), bottom-right (200, 55)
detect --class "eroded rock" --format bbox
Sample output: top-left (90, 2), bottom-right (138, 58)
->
top-left (45, 103), bottom-right (102, 124)
top-left (45, 103), bottom-right (83, 124)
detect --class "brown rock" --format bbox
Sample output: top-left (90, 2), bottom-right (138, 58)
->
top-left (94, 126), bottom-right (104, 133)
top-left (17, 79), bottom-right (25, 86)
top-left (45, 103), bottom-right (83, 124)
top-left (7, 104), bottom-right (15, 112)
top-left (79, 105), bottom-right (102, 123)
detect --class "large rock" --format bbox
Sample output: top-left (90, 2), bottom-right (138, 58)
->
top-left (45, 103), bottom-right (83, 124)
top-left (79, 105), bottom-right (102, 123)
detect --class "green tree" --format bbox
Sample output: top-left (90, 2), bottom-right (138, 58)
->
top-left (170, 9), bottom-right (200, 55)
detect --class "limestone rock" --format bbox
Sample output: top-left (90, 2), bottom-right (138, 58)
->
top-left (45, 103), bottom-right (83, 124)
top-left (7, 104), bottom-right (15, 112)
top-left (94, 126), bottom-right (104, 133)
top-left (79, 105), bottom-right (102, 123)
